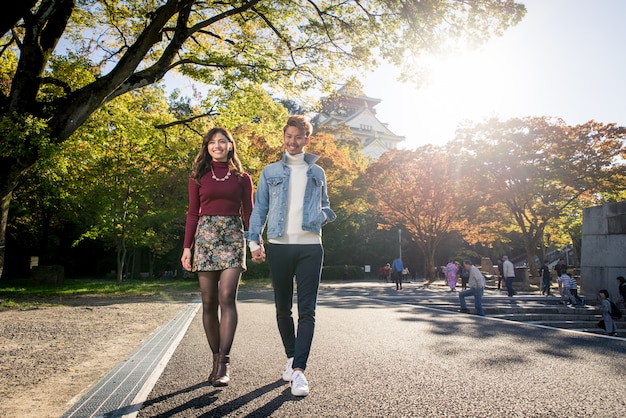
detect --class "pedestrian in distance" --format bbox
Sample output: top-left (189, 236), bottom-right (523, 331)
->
top-left (568, 274), bottom-right (583, 305)
top-left (458, 260), bottom-right (486, 316)
top-left (554, 258), bottom-right (567, 292)
top-left (181, 127), bottom-right (254, 387)
top-left (445, 259), bottom-right (458, 292)
top-left (616, 276), bottom-right (626, 310)
top-left (554, 258), bottom-right (567, 277)
top-left (557, 270), bottom-right (577, 306)
top-left (382, 263), bottom-right (391, 282)
top-left (247, 115), bottom-right (337, 397)
top-left (497, 257), bottom-right (504, 290)
top-left (392, 256), bottom-right (404, 290)
top-left (540, 259), bottom-right (551, 296)
top-left (598, 289), bottom-right (618, 336)
top-left (502, 256), bottom-right (517, 297)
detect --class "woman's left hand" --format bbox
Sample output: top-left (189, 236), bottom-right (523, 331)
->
top-left (251, 247), bottom-right (266, 263)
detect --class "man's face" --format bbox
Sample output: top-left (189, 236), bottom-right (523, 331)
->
top-left (284, 125), bottom-right (309, 155)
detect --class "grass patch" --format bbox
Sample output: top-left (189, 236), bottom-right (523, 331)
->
top-left (0, 276), bottom-right (272, 310)
top-left (0, 277), bottom-right (199, 310)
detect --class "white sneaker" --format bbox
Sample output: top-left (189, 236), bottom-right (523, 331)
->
top-left (290, 370), bottom-right (309, 397)
top-left (282, 357), bottom-right (294, 382)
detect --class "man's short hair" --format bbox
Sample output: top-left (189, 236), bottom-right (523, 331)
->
top-left (283, 115), bottom-right (312, 138)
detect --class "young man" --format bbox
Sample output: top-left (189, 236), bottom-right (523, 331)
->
top-left (246, 115), bottom-right (336, 397)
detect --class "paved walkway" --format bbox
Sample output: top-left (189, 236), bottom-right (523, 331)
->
top-left (65, 280), bottom-right (626, 417)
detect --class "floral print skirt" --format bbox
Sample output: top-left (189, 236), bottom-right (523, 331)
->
top-left (193, 216), bottom-right (246, 272)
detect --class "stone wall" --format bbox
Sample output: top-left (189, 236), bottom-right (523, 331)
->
top-left (580, 201), bottom-right (626, 302)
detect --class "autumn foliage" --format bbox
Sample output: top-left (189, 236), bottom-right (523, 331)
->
top-left (365, 146), bottom-right (471, 279)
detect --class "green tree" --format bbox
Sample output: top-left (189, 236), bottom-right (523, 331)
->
top-left (7, 151), bottom-right (73, 267)
top-left (0, 0), bottom-right (526, 276)
top-left (451, 117), bottom-right (626, 277)
top-left (210, 85), bottom-right (289, 179)
top-left (42, 84), bottom-right (201, 283)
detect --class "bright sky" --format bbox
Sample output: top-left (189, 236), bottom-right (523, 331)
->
top-left (362, 0), bottom-right (626, 150)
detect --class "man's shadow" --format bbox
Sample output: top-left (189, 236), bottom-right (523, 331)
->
top-left (138, 379), bottom-right (297, 418)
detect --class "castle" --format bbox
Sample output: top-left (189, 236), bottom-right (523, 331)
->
top-left (315, 85), bottom-right (405, 159)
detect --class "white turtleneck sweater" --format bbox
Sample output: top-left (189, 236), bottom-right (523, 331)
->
top-left (270, 152), bottom-right (321, 245)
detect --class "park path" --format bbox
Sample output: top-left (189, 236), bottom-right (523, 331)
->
top-left (132, 281), bottom-right (626, 417)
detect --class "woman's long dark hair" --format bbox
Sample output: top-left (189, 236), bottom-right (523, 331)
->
top-left (191, 127), bottom-right (244, 183)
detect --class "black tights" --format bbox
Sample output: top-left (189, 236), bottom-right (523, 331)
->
top-left (198, 268), bottom-right (242, 356)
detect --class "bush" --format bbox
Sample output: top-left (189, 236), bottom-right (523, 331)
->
top-left (244, 261), bottom-right (270, 280)
top-left (321, 265), bottom-right (363, 281)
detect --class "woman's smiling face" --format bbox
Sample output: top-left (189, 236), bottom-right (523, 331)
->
top-left (207, 133), bottom-right (231, 162)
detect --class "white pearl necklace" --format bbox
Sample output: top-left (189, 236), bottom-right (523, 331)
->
top-left (211, 165), bottom-right (231, 181)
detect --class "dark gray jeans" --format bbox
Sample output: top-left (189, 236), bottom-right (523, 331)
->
top-left (267, 243), bottom-right (323, 371)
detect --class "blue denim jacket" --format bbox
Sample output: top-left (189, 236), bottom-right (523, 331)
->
top-left (245, 152), bottom-right (337, 243)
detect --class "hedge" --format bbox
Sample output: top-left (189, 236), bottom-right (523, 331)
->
top-left (244, 263), bottom-right (364, 281)
top-left (321, 265), bottom-right (364, 281)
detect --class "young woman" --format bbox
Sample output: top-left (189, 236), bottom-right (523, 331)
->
top-left (181, 127), bottom-right (254, 386)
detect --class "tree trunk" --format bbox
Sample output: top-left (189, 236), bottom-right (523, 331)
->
top-left (129, 248), bottom-right (137, 280)
top-left (0, 191), bottom-right (9, 279)
top-left (523, 238), bottom-right (540, 278)
top-left (148, 250), bottom-right (155, 278)
top-left (416, 240), bottom-right (438, 284)
top-left (116, 237), bottom-right (126, 285)
top-left (1, 156), bottom-right (36, 278)
top-left (570, 234), bottom-right (582, 267)
top-left (38, 209), bottom-right (53, 264)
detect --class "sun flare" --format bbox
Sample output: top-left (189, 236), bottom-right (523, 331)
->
top-left (365, 45), bottom-right (529, 148)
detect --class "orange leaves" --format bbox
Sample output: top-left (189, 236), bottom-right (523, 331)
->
top-left (364, 147), bottom-right (469, 241)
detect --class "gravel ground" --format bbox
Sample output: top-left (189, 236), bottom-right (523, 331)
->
top-left (0, 293), bottom-right (195, 418)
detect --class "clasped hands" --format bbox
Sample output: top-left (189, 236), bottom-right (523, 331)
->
top-left (251, 247), bottom-right (266, 263)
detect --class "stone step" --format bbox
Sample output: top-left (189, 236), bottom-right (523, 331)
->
top-left (490, 313), bottom-right (602, 321)
top-left (399, 281), bottom-right (625, 336)
top-left (432, 303), bottom-right (599, 314)
top-left (525, 320), bottom-right (625, 331)
top-left (566, 328), bottom-right (624, 335)
top-left (428, 301), bottom-right (626, 325)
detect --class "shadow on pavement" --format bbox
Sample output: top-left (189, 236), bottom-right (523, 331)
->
top-left (142, 379), bottom-right (290, 418)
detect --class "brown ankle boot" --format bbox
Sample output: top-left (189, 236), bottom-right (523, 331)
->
top-left (208, 353), bottom-right (219, 384)
top-left (212, 355), bottom-right (230, 387)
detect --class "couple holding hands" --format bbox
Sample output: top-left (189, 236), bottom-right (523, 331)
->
top-left (181, 115), bottom-right (336, 396)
